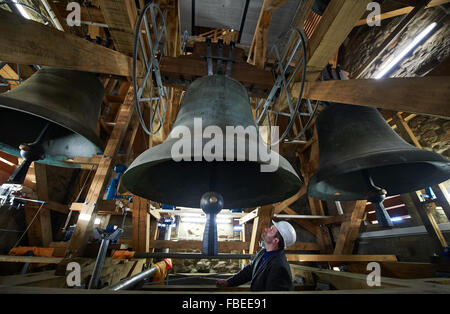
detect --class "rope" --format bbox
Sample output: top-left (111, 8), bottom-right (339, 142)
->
top-left (13, 201), bottom-right (46, 248)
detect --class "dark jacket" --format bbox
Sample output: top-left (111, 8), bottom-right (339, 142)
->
top-left (226, 249), bottom-right (293, 291)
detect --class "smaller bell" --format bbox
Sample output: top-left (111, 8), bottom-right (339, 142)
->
top-left (0, 67), bottom-right (105, 167)
top-left (308, 103), bottom-right (450, 201)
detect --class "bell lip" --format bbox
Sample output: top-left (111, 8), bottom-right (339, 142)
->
top-left (122, 144), bottom-right (303, 208)
top-left (308, 160), bottom-right (450, 201)
top-left (314, 147), bottom-right (450, 184)
top-left (0, 95), bottom-right (105, 152)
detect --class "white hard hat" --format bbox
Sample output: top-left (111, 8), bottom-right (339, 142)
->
top-left (272, 220), bottom-right (296, 248)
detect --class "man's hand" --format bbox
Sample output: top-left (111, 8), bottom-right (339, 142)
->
top-left (216, 279), bottom-right (229, 288)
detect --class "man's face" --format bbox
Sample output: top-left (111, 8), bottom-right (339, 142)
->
top-left (262, 225), bottom-right (279, 245)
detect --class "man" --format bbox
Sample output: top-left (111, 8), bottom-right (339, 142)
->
top-left (216, 220), bottom-right (296, 291)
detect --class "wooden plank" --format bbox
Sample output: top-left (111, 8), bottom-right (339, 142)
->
top-left (290, 0), bottom-right (315, 31)
top-left (432, 183), bottom-right (450, 221)
top-left (0, 255), bottom-right (63, 264)
top-left (425, 202), bottom-right (448, 247)
top-left (299, 76), bottom-right (450, 118)
top-left (0, 63), bottom-right (19, 88)
top-left (286, 254), bottom-right (398, 262)
top-left (65, 87), bottom-right (135, 257)
top-left (305, 0), bottom-right (371, 81)
top-left (160, 56), bottom-right (274, 92)
top-left (287, 242), bottom-right (320, 251)
top-left (407, 192), bottom-right (448, 251)
top-left (428, 55), bottom-right (450, 76)
top-left (0, 9), bottom-right (137, 77)
top-left (132, 196), bottom-right (150, 252)
top-left (99, 0), bottom-right (137, 56)
top-left (149, 240), bottom-right (249, 252)
top-left (273, 186), bottom-right (307, 214)
top-left (31, 163), bottom-right (52, 246)
top-left (247, 0), bottom-right (288, 68)
top-left (249, 205), bottom-right (273, 254)
top-left (69, 200), bottom-right (119, 215)
top-left (355, 0), bottom-right (450, 27)
top-left (334, 200), bottom-right (367, 255)
top-left (345, 261), bottom-right (439, 279)
top-left (238, 208), bottom-right (259, 225)
top-left (51, 1), bottom-right (106, 26)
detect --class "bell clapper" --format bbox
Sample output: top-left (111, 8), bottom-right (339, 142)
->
top-left (200, 191), bottom-right (224, 256)
top-left (0, 123), bottom-right (51, 209)
top-left (364, 170), bottom-right (394, 227)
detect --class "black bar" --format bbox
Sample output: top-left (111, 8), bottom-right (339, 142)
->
top-left (238, 0), bottom-right (250, 43)
top-left (191, 0), bottom-right (195, 35)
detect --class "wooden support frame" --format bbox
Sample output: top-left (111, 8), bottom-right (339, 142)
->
top-left (249, 205), bottom-right (273, 254)
top-left (247, 0), bottom-right (288, 68)
top-left (98, 0), bottom-right (137, 57)
top-left (0, 9), bottom-right (137, 77)
top-left (65, 87), bottom-right (135, 257)
top-left (355, 0), bottom-right (449, 27)
top-left (298, 76), bottom-right (450, 118)
top-left (333, 201), bottom-right (367, 255)
top-left (24, 163), bottom-right (52, 247)
top-left (132, 196), bottom-right (150, 252)
top-left (305, 0), bottom-right (371, 81)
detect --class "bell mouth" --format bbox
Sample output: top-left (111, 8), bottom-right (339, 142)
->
top-left (0, 104), bottom-right (103, 168)
top-left (308, 160), bottom-right (450, 201)
top-left (122, 159), bottom-right (302, 208)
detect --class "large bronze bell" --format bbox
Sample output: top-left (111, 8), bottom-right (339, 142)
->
top-left (122, 75), bottom-right (302, 209)
top-left (308, 103), bottom-right (450, 201)
top-left (0, 67), bottom-right (105, 168)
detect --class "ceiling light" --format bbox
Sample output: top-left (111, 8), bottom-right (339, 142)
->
top-left (13, 0), bottom-right (31, 20)
top-left (375, 22), bottom-right (437, 79)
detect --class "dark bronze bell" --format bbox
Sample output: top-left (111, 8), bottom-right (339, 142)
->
top-left (308, 103), bottom-right (450, 201)
top-left (122, 75), bottom-right (302, 208)
top-left (0, 67), bottom-right (105, 167)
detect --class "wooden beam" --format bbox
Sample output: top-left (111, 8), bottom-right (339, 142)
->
top-left (69, 200), bottom-right (118, 215)
top-left (355, 0), bottom-right (450, 27)
top-left (99, 0), bottom-right (137, 56)
top-left (132, 196), bottom-right (150, 252)
top-left (298, 76), bottom-right (450, 118)
top-left (247, 0), bottom-right (288, 68)
top-left (0, 63), bottom-right (19, 88)
top-left (30, 163), bottom-right (52, 246)
top-left (290, 0), bottom-right (315, 31)
top-left (149, 240), bottom-right (249, 252)
top-left (51, 1), bottom-right (106, 26)
top-left (405, 192), bottom-right (448, 251)
top-left (0, 255), bottom-right (63, 264)
top-left (334, 200), bottom-right (367, 255)
top-left (305, 0), bottom-right (371, 81)
top-left (0, 9), bottom-right (137, 77)
top-left (65, 87), bottom-right (135, 257)
top-left (392, 112), bottom-right (423, 147)
top-left (249, 205), bottom-right (273, 254)
top-left (286, 254), bottom-right (398, 262)
top-left (159, 55), bottom-right (274, 93)
top-left (238, 208), bottom-right (259, 225)
top-left (273, 186), bottom-right (307, 214)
